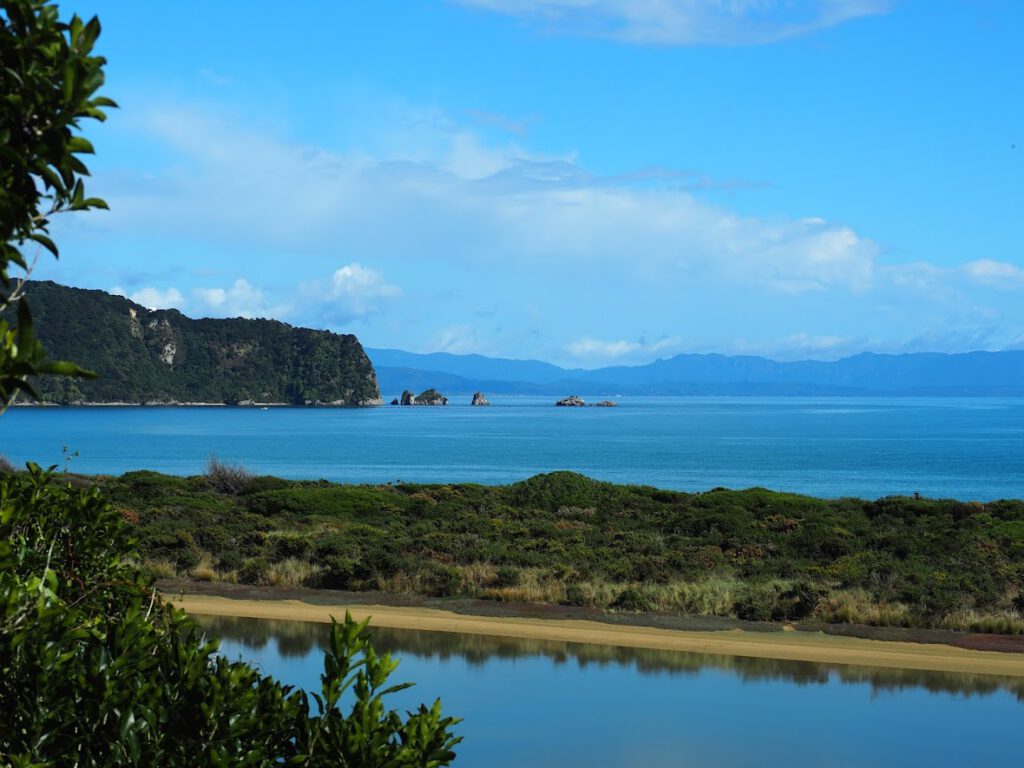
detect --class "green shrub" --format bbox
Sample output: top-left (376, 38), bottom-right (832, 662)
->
top-left (422, 563), bottom-right (461, 597)
top-left (775, 580), bottom-right (825, 621)
top-left (734, 583), bottom-right (781, 622)
top-left (217, 548), bottom-right (244, 572)
top-left (275, 534), bottom-right (312, 561)
top-left (174, 547), bottom-right (201, 572)
top-left (611, 587), bottom-right (656, 613)
top-left (238, 557), bottom-right (271, 585)
top-left (493, 566), bottom-right (521, 588)
top-left (318, 557), bottom-right (358, 590)
top-left (564, 584), bottom-right (588, 607)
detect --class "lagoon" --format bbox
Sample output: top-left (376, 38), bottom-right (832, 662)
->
top-left (3, 396), bottom-right (1024, 499)
top-left (200, 615), bottom-right (1024, 768)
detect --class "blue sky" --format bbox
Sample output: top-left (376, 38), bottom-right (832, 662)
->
top-left (39, 0), bottom-right (1023, 366)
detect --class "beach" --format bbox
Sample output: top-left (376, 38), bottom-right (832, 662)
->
top-left (171, 593), bottom-right (1024, 678)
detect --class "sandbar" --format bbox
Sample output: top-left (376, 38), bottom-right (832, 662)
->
top-left (171, 593), bottom-right (1024, 678)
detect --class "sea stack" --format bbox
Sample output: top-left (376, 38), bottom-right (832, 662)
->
top-left (414, 388), bottom-right (449, 405)
top-left (471, 392), bottom-right (490, 406)
top-left (555, 395), bottom-right (586, 407)
top-left (400, 390), bottom-right (415, 405)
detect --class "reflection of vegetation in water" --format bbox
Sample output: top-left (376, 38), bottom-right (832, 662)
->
top-left (197, 615), bottom-right (1024, 701)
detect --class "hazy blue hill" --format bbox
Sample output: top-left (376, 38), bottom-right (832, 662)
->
top-left (372, 348), bottom-right (1024, 396)
top-left (367, 348), bottom-right (575, 384)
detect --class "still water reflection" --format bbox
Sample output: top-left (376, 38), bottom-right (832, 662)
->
top-left (199, 615), bottom-right (1024, 768)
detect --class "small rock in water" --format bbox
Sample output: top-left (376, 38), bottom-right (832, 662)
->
top-left (471, 391), bottom-right (490, 406)
top-left (593, 400), bottom-right (617, 407)
top-left (555, 395), bottom-right (586, 407)
top-left (390, 398), bottom-right (399, 405)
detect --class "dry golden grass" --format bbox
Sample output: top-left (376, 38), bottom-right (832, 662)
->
top-left (266, 558), bottom-right (321, 588)
top-left (145, 559), bottom-right (177, 580)
top-left (817, 589), bottom-right (913, 627)
top-left (188, 553), bottom-right (219, 582)
top-left (941, 610), bottom-right (1024, 635)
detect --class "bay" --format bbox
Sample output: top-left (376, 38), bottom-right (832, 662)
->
top-left (200, 615), bottom-right (1024, 768)
top-left (3, 396), bottom-right (1024, 500)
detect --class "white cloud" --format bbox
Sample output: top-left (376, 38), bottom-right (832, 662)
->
top-left (764, 332), bottom-right (856, 360)
top-left (97, 104), bottom-right (881, 302)
top-left (111, 285), bottom-right (184, 310)
top-left (296, 263), bottom-right (402, 325)
top-left (455, 0), bottom-right (892, 46)
top-left (962, 259), bottom-right (1024, 289)
top-left (331, 263), bottom-right (401, 304)
top-left (567, 338), bottom-right (642, 359)
top-left (193, 278), bottom-right (281, 319)
top-left (429, 324), bottom-right (486, 355)
top-left (566, 335), bottom-right (682, 362)
top-left (90, 100), bottom-right (1024, 361)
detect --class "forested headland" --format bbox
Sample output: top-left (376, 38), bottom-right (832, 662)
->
top-left (11, 281), bottom-right (382, 405)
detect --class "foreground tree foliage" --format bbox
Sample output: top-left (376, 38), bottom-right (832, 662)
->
top-left (1, 2), bottom-right (460, 765)
top-left (0, 0), bottom-right (109, 407)
top-left (0, 467), bottom-right (461, 765)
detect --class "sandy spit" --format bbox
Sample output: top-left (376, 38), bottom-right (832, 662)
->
top-left (171, 594), bottom-right (1024, 678)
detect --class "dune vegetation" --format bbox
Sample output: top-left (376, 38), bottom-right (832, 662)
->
top-left (93, 463), bottom-right (1024, 634)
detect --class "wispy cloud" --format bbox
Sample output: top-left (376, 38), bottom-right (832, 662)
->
top-left (429, 324), bottom-right (487, 355)
top-left (962, 259), bottom-right (1024, 290)
top-left (464, 107), bottom-right (536, 136)
top-left (111, 285), bottom-right (184, 310)
top-left (454, 0), bottom-right (893, 46)
top-left (96, 103), bottom-right (880, 299)
top-left (192, 278), bottom-right (284, 319)
top-left (86, 99), bottom-right (1024, 363)
top-left (566, 335), bottom-right (682, 363)
top-left (198, 67), bottom-right (233, 87)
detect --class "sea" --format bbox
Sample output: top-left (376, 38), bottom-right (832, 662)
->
top-left (9, 397), bottom-right (1024, 765)
top-left (2, 395), bottom-right (1023, 500)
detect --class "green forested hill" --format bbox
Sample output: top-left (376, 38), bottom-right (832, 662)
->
top-left (18, 281), bottom-right (382, 405)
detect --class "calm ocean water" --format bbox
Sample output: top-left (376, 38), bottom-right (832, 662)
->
top-left (202, 616), bottom-right (1024, 768)
top-left (3, 396), bottom-right (1023, 500)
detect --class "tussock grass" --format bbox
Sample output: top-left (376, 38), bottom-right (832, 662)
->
top-left (941, 611), bottom-right (1024, 635)
top-left (145, 560), bottom-right (178, 580)
top-left (267, 558), bottom-right (320, 588)
top-left (669, 577), bottom-right (742, 616)
top-left (817, 589), bottom-right (913, 627)
top-left (188, 553), bottom-right (219, 582)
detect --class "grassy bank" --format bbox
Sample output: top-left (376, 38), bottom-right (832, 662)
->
top-left (92, 466), bottom-right (1024, 634)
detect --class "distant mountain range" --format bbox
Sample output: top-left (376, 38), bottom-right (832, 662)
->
top-left (368, 347), bottom-right (1024, 397)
